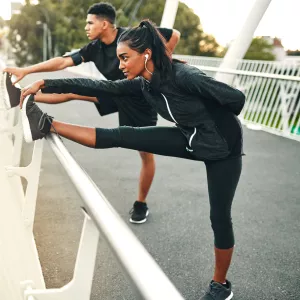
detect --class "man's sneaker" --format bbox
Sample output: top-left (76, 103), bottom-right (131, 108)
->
top-left (2, 72), bottom-right (21, 109)
top-left (21, 95), bottom-right (53, 143)
top-left (129, 201), bottom-right (149, 224)
top-left (200, 280), bottom-right (233, 300)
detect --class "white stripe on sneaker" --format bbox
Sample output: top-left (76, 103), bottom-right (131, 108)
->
top-left (129, 210), bottom-right (149, 224)
top-left (225, 291), bottom-right (233, 300)
top-left (21, 96), bottom-right (33, 143)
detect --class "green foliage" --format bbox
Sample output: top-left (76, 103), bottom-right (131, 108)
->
top-left (112, 0), bottom-right (221, 56)
top-left (8, 0), bottom-right (221, 66)
top-left (8, 3), bottom-right (45, 66)
top-left (0, 16), bottom-right (5, 28)
top-left (287, 49), bottom-right (300, 56)
top-left (0, 17), bottom-right (6, 49)
top-left (243, 37), bottom-right (275, 61)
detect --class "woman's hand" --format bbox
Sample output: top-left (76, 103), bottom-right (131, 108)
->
top-left (20, 80), bottom-right (45, 108)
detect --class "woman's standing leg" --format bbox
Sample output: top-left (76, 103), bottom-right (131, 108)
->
top-left (201, 157), bottom-right (242, 299)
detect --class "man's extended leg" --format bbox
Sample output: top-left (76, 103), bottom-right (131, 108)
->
top-left (128, 151), bottom-right (156, 224)
top-left (3, 72), bottom-right (98, 109)
top-left (33, 92), bottom-right (98, 105)
top-left (116, 96), bottom-right (158, 223)
top-left (2, 72), bottom-right (21, 109)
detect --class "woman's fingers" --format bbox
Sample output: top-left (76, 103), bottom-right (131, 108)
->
top-left (21, 88), bottom-right (32, 98)
top-left (19, 82), bottom-right (42, 108)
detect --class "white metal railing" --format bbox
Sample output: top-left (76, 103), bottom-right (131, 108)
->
top-left (173, 54), bottom-right (300, 72)
top-left (0, 69), bottom-right (184, 300)
top-left (173, 55), bottom-right (300, 141)
top-left (0, 68), bottom-right (46, 300)
top-left (23, 133), bottom-right (184, 300)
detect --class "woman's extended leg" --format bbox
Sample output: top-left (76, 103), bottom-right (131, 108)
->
top-left (49, 120), bottom-right (191, 159)
top-left (22, 94), bottom-right (192, 157)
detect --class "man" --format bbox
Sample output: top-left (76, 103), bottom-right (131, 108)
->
top-left (4, 2), bottom-right (180, 224)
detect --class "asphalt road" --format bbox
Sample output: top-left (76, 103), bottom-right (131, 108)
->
top-left (19, 71), bottom-right (300, 300)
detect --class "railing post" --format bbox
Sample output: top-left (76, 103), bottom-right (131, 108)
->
top-left (216, 0), bottom-right (273, 84)
top-left (5, 139), bottom-right (44, 231)
top-left (23, 209), bottom-right (99, 300)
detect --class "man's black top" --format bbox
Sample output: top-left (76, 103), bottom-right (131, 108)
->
top-left (76, 27), bottom-right (173, 80)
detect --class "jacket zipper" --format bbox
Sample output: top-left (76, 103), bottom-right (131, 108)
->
top-left (161, 93), bottom-right (178, 123)
top-left (161, 93), bottom-right (196, 152)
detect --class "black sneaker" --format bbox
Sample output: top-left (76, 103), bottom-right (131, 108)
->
top-left (21, 95), bottom-right (53, 143)
top-left (2, 72), bottom-right (21, 109)
top-left (200, 280), bottom-right (233, 300)
top-left (129, 201), bottom-right (149, 224)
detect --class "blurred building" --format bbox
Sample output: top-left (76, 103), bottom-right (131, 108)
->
top-left (261, 36), bottom-right (286, 61)
top-left (11, 2), bottom-right (22, 16)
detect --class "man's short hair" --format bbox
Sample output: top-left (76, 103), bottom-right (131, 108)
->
top-left (87, 2), bottom-right (116, 24)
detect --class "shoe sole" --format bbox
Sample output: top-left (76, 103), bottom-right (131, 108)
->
top-left (21, 95), bottom-right (34, 143)
top-left (129, 210), bottom-right (149, 224)
top-left (2, 73), bottom-right (11, 110)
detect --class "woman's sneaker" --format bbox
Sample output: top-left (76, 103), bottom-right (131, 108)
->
top-left (129, 201), bottom-right (149, 224)
top-left (200, 280), bottom-right (233, 300)
top-left (21, 95), bottom-right (53, 143)
top-left (2, 72), bottom-right (21, 109)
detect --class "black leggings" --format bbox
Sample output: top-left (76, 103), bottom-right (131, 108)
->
top-left (96, 126), bottom-right (242, 249)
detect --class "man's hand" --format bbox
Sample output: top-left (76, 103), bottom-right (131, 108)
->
top-left (20, 80), bottom-right (45, 108)
top-left (3, 67), bottom-right (27, 85)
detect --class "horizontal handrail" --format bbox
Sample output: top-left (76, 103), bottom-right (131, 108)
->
top-left (46, 133), bottom-right (184, 300)
top-left (194, 65), bottom-right (300, 81)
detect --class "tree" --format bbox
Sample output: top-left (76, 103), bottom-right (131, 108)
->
top-left (0, 16), bottom-right (5, 28)
top-left (8, 0), bottom-right (58, 66)
top-left (111, 0), bottom-right (221, 56)
top-left (0, 16), bottom-right (6, 49)
top-left (199, 33), bottom-right (222, 57)
top-left (287, 49), bottom-right (300, 56)
top-left (8, 0), bottom-right (221, 66)
top-left (243, 37), bottom-right (275, 61)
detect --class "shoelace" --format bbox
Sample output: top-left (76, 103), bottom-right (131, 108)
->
top-left (208, 285), bottom-right (218, 298)
top-left (39, 112), bottom-right (64, 144)
top-left (207, 283), bottom-right (225, 298)
top-left (129, 203), bottom-right (146, 215)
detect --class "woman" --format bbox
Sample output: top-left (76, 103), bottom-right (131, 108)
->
top-left (21, 20), bottom-right (245, 300)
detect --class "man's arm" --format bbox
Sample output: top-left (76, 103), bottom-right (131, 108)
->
top-left (165, 29), bottom-right (181, 53)
top-left (4, 56), bottom-right (75, 85)
top-left (157, 27), bottom-right (181, 53)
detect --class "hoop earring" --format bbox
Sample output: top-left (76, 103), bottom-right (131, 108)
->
top-left (144, 57), bottom-right (153, 75)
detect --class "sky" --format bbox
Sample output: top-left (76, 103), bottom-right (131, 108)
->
top-left (181, 0), bottom-right (300, 50)
top-left (1, 0), bottom-right (299, 50)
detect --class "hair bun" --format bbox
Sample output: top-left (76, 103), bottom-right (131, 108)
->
top-left (139, 20), bottom-right (150, 28)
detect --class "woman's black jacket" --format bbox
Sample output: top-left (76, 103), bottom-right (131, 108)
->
top-left (42, 61), bottom-right (246, 160)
